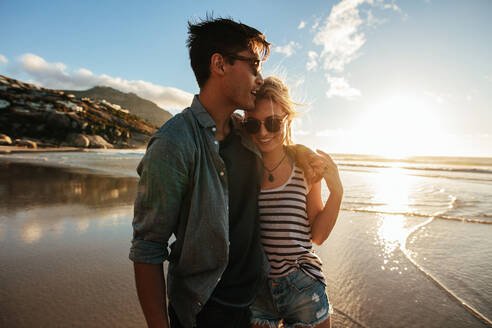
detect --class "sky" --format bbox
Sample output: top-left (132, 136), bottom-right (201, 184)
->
top-left (1, 0), bottom-right (491, 157)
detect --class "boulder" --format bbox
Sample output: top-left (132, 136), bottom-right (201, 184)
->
top-left (86, 135), bottom-right (113, 149)
top-left (66, 133), bottom-right (90, 148)
top-left (14, 139), bottom-right (37, 149)
top-left (0, 99), bottom-right (10, 109)
top-left (127, 132), bottom-right (150, 148)
top-left (0, 133), bottom-right (12, 145)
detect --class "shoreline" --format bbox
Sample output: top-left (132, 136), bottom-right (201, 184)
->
top-left (0, 145), bottom-right (146, 154)
top-left (0, 145), bottom-right (84, 154)
top-left (0, 147), bottom-right (143, 178)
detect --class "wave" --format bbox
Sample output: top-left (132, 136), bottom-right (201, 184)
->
top-left (401, 218), bottom-right (492, 327)
top-left (338, 162), bottom-right (492, 176)
top-left (343, 201), bottom-right (455, 208)
top-left (341, 207), bottom-right (492, 225)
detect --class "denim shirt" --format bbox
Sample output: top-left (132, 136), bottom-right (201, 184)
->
top-left (129, 96), bottom-right (269, 328)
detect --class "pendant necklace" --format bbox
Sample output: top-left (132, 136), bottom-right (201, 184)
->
top-left (265, 152), bottom-right (287, 182)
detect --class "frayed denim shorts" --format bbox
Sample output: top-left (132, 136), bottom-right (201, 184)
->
top-left (251, 269), bottom-right (331, 328)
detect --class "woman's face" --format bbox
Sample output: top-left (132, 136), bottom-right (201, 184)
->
top-left (246, 98), bottom-right (288, 154)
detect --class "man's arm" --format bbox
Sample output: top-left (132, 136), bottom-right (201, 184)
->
top-left (130, 136), bottom-right (190, 328)
top-left (134, 263), bottom-right (169, 328)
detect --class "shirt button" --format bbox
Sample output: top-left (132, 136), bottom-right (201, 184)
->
top-left (220, 171), bottom-right (225, 176)
top-left (212, 127), bottom-right (217, 132)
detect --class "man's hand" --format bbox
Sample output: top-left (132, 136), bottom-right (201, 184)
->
top-left (312, 149), bottom-right (343, 196)
top-left (289, 144), bottom-right (323, 184)
top-left (134, 263), bottom-right (169, 328)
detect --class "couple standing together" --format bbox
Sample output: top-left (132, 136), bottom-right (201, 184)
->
top-left (129, 17), bottom-right (343, 328)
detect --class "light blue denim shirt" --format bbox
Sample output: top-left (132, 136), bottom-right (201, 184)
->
top-left (129, 96), bottom-right (269, 328)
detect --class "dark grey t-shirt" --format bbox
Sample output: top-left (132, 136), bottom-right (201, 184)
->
top-left (210, 128), bottom-right (264, 306)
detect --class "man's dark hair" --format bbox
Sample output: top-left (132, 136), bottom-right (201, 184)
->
top-left (187, 17), bottom-right (270, 88)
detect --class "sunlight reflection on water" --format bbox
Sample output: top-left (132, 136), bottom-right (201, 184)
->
top-left (370, 168), bottom-right (417, 274)
top-left (372, 167), bottom-right (412, 213)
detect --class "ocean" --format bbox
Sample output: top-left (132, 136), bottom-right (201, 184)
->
top-left (0, 150), bottom-right (491, 327)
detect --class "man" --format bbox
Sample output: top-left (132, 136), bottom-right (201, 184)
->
top-left (129, 17), bottom-right (317, 328)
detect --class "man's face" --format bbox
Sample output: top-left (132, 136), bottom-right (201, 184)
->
top-left (223, 49), bottom-right (264, 111)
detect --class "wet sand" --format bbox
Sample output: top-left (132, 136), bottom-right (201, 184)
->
top-left (0, 162), bottom-right (146, 327)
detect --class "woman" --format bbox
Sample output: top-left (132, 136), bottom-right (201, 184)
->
top-left (243, 77), bottom-right (343, 328)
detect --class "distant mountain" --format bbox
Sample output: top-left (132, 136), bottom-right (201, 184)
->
top-left (64, 86), bottom-right (172, 127)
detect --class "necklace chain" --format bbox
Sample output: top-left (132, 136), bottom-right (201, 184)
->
top-left (264, 152), bottom-right (287, 182)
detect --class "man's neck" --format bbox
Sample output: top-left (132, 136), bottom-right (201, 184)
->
top-left (198, 89), bottom-right (235, 141)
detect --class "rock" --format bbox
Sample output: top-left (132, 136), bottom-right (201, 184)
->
top-left (36, 124), bottom-right (46, 132)
top-left (86, 135), bottom-right (113, 149)
top-left (0, 99), bottom-right (10, 109)
top-left (47, 112), bottom-right (71, 130)
top-left (127, 132), bottom-right (150, 148)
top-left (14, 139), bottom-right (37, 149)
top-left (0, 133), bottom-right (12, 145)
top-left (66, 133), bottom-right (90, 148)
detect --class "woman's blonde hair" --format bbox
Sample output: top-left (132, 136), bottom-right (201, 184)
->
top-left (255, 76), bottom-right (301, 145)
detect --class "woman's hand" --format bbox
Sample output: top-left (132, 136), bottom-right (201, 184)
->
top-left (310, 149), bottom-right (343, 197)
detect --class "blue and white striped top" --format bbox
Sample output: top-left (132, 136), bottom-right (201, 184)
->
top-left (258, 163), bottom-right (325, 284)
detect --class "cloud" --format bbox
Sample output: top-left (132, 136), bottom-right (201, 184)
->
top-left (316, 128), bottom-right (350, 137)
top-left (274, 41), bottom-right (301, 57)
top-left (0, 54), bottom-right (7, 65)
top-left (298, 21), bottom-right (306, 29)
top-left (366, 10), bottom-right (387, 27)
top-left (292, 78), bottom-right (305, 88)
top-left (308, 0), bottom-right (401, 100)
top-left (295, 130), bottom-right (311, 136)
top-left (15, 53), bottom-right (193, 110)
top-left (306, 51), bottom-right (319, 71)
top-left (313, 0), bottom-right (367, 72)
top-left (311, 18), bottom-right (321, 31)
top-left (325, 75), bottom-right (361, 99)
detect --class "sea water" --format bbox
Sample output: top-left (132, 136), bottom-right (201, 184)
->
top-left (320, 154), bottom-right (492, 327)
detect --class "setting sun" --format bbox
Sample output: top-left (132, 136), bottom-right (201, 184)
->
top-left (352, 95), bottom-right (442, 158)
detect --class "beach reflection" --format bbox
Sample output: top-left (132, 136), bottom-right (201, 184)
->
top-left (0, 162), bottom-right (138, 244)
top-left (372, 167), bottom-right (415, 273)
top-left (0, 162), bottom-right (137, 209)
top-left (372, 167), bottom-right (412, 213)
top-left (22, 222), bottom-right (42, 243)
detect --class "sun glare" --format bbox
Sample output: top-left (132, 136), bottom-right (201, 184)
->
top-left (353, 95), bottom-right (442, 158)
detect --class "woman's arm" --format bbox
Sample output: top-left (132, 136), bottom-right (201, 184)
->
top-left (306, 150), bottom-right (343, 245)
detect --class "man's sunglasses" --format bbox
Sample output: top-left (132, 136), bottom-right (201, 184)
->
top-left (223, 53), bottom-right (262, 76)
top-left (242, 116), bottom-right (287, 134)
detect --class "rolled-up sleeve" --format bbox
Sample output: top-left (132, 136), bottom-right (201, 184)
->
top-left (129, 135), bottom-right (190, 264)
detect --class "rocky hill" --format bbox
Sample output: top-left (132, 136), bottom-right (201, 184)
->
top-left (64, 86), bottom-right (172, 127)
top-left (0, 75), bottom-right (159, 149)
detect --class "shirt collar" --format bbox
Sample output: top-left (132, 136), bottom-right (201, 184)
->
top-left (190, 95), bottom-right (216, 129)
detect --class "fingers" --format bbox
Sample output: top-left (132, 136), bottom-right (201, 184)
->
top-left (316, 149), bottom-right (336, 165)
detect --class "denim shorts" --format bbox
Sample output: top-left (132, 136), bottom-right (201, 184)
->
top-left (251, 269), bottom-right (331, 328)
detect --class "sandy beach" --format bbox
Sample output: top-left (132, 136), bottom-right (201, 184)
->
top-left (1, 150), bottom-right (491, 328)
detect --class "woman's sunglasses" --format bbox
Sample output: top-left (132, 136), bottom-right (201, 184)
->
top-left (242, 116), bottom-right (287, 134)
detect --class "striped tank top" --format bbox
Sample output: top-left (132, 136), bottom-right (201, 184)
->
top-left (258, 163), bottom-right (325, 284)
